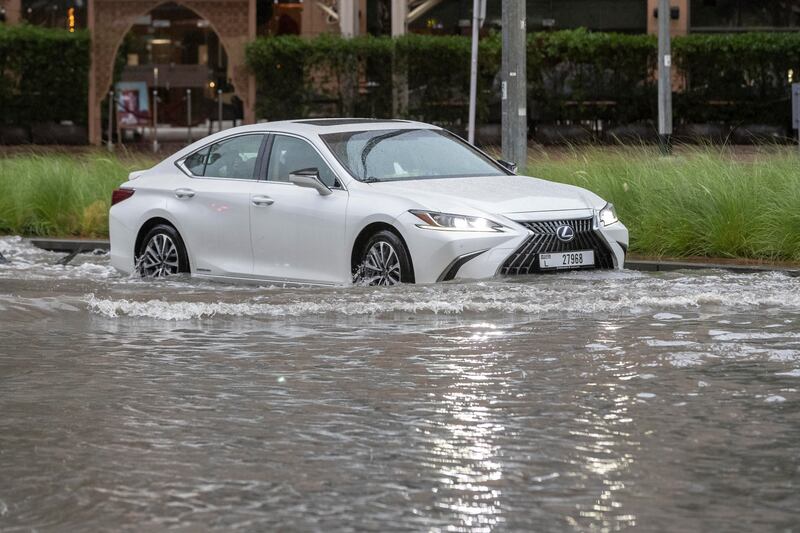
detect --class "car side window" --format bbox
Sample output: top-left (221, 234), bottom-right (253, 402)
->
top-left (266, 135), bottom-right (338, 187)
top-left (183, 147), bottom-right (209, 175)
top-left (206, 134), bottom-right (266, 179)
top-left (185, 134), bottom-right (265, 179)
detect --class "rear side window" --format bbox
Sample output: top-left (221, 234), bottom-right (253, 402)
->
top-left (182, 134), bottom-right (265, 179)
top-left (184, 148), bottom-right (208, 175)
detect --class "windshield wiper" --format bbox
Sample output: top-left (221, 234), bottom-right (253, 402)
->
top-left (360, 130), bottom-right (411, 178)
top-left (361, 176), bottom-right (382, 183)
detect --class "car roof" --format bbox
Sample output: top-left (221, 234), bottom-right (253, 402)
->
top-left (292, 118), bottom-right (414, 127)
top-left (211, 118), bottom-right (441, 136)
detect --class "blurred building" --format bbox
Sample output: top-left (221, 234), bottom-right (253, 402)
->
top-left (4, 0), bottom-right (800, 35)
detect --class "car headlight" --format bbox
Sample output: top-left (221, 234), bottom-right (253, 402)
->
top-left (410, 210), bottom-right (504, 232)
top-left (599, 203), bottom-right (619, 226)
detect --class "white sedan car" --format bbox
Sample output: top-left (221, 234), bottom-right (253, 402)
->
top-left (109, 119), bottom-right (628, 285)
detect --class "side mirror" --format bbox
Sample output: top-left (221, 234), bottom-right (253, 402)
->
top-left (289, 168), bottom-right (332, 196)
top-left (497, 159), bottom-right (517, 174)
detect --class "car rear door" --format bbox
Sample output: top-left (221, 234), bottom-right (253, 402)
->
top-left (169, 133), bottom-right (267, 277)
top-left (250, 134), bottom-right (350, 284)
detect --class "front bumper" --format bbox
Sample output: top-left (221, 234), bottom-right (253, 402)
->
top-left (401, 209), bottom-right (628, 284)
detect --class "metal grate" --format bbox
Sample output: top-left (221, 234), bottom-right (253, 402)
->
top-left (500, 218), bottom-right (615, 275)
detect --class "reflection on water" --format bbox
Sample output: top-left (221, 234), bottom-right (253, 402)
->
top-left (429, 326), bottom-right (507, 531)
top-left (1, 236), bottom-right (799, 531)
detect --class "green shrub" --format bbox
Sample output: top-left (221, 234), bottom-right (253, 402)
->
top-left (0, 25), bottom-right (90, 127)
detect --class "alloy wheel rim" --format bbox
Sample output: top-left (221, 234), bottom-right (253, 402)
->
top-left (358, 241), bottom-right (402, 286)
top-left (138, 234), bottom-right (179, 278)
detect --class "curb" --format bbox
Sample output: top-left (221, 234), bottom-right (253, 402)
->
top-left (625, 259), bottom-right (799, 277)
top-left (26, 239), bottom-right (800, 277)
top-left (30, 238), bottom-right (110, 253)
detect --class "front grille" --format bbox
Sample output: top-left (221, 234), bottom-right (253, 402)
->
top-left (500, 218), bottom-right (615, 275)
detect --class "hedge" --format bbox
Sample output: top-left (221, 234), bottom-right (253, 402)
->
top-left (246, 29), bottom-right (800, 131)
top-left (673, 32), bottom-right (800, 126)
top-left (246, 32), bottom-right (498, 127)
top-left (1, 27), bottom-right (798, 135)
top-left (0, 25), bottom-right (90, 127)
top-left (245, 33), bottom-right (394, 121)
top-left (526, 30), bottom-right (656, 124)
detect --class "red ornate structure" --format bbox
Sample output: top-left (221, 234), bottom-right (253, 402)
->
top-left (86, 0), bottom-right (256, 145)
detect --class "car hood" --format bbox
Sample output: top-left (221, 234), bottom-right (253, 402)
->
top-left (369, 175), bottom-right (604, 217)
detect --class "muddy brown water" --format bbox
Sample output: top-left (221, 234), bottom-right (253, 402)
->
top-left (1, 236), bottom-right (799, 531)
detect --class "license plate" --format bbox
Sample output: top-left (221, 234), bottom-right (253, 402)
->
top-left (539, 250), bottom-right (595, 269)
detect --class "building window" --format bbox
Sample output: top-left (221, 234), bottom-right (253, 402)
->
top-left (691, 0), bottom-right (800, 31)
top-left (408, 0), bottom-right (648, 35)
top-left (22, 0), bottom-right (86, 30)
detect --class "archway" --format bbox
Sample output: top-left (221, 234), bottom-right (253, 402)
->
top-left (88, 0), bottom-right (255, 145)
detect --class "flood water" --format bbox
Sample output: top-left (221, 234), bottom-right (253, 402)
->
top-left (1, 235), bottom-right (799, 531)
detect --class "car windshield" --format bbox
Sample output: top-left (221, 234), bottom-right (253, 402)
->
top-left (320, 129), bottom-right (507, 182)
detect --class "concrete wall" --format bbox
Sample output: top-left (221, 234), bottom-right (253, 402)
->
top-left (647, 0), bottom-right (690, 36)
top-left (0, 0), bottom-right (21, 24)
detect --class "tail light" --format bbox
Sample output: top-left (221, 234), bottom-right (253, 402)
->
top-left (111, 188), bottom-right (135, 206)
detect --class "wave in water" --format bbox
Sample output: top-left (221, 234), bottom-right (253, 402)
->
top-left (84, 271), bottom-right (800, 320)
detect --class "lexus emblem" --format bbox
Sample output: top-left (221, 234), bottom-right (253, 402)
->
top-left (556, 225), bottom-right (575, 242)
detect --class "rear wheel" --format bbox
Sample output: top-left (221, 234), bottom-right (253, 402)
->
top-left (135, 224), bottom-right (189, 278)
top-left (353, 230), bottom-right (413, 286)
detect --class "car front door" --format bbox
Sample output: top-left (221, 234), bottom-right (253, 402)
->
top-left (169, 133), bottom-right (267, 277)
top-left (250, 134), bottom-right (350, 284)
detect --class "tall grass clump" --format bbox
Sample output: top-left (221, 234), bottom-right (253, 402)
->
top-left (528, 145), bottom-right (800, 262)
top-left (0, 151), bottom-right (155, 238)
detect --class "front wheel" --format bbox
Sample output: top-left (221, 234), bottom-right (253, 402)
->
top-left (135, 224), bottom-right (189, 278)
top-left (353, 230), bottom-right (414, 286)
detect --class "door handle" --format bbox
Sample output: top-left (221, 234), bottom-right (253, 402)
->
top-left (252, 195), bottom-right (275, 206)
top-left (174, 188), bottom-right (195, 199)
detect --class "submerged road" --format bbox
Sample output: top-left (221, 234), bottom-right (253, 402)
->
top-left (1, 235), bottom-right (799, 531)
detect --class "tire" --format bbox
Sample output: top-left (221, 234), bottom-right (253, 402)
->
top-left (353, 230), bottom-right (414, 286)
top-left (135, 224), bottom-right (190, 278)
